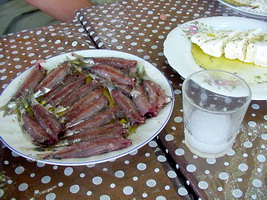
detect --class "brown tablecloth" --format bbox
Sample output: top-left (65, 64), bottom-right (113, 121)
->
top-left (76, 0), bottom-right (267, 199)
top-left (0, 19), bottom-right (190, 199)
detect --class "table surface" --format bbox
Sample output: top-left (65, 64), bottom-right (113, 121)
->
top-left (1, 0), bottom-right (267, 199)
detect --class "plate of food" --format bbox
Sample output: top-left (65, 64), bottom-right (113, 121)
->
top-left (217, 0), bottom-right (267, 18)
top-left (0, 49), bottom-right (174, 166)
top-left (164, 16), bottom-right (267, 100)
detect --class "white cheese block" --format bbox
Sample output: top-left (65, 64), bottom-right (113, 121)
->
top-left (254, 41), bottom-right (267, 67)
top-left (224, 29), bottom-right (261, 61)
top-left (245, 33), bottom-right (267, 66)
top-left (191, 30), bottom-right (240, 57)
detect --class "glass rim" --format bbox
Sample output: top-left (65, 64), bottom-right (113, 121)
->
top-left (182, 69), bottom-right (252, 114)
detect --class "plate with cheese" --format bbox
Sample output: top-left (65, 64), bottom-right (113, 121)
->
top-left (164, 16), bottom-right (267, 100)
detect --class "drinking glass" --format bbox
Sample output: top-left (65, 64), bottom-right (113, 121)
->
top-left (182, 69), bottom-right (252, 158)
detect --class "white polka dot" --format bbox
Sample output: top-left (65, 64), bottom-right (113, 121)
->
top-left (115, 170), bottom-right (125, 178)
top-left (251, 104), bottom-right (260, 109)
top-left (18, 183), bottom-right (28, 191)
top-left (186, 164), bottom-right (196, 172)
top-left (167, 170), bottom-right (177, 178)
top-left (206, 158), bottom-right (216, 164)
top-left (157, 155), bottom-right (167, 162)
top-left (70, 185), bottom-right (80, 194)
top-left (232, 189), bottom-right (243, 198)
top-left (55, 40), bottom-right (61, 44)
top-left (248, 121), bottom-right (257, 127)
top-left (46, 193), bottom-right (56, 200)
top-left (226, 149), bottom-right (235, 156)
top-left (37, 162), bottom-right (45, 167)
top-left (198, 181), bottom-right (208, 189)
top-left (178, 187), bottom-right (188, 196)
top-left (243, 141), bottom-right (253, 148)
top-left (100, 195), bottom-right (110, 200)
top-left (129, 150), bottom-right (138, 155)
top-left (154, 168), bottom-right (160, 173)
top-left (15, 166), bottom-right (25, 174)
top-left (156, 196), bottom-right (166, 200)
top-left (218, 187), bottom-right (223, 192)
top-left (175, 148), bottom-right (185, 156)
top-left (64, 167), bottom-right (73, 176)
top-left (110, 183), bottom-right (116, 188)
top-left (165, 134), bottom-right (174, 141)
top-left (72, 41), bottom-right (78, 47)
top-left (219, 172), bottom-right (229, 180)
top-left (87, 191), bottom-right (92, 196)
top-left (165, 185), bottom-right (170, 190)
top-left (137, 163), bottom-right (147, 171)
top-left (146, 179), bottom-right (156, 187)
top-left (257, 154), bottom-right (266, 162)
top-left (238, 163), bottom-right (248, 172)
top-left (261, 134), bottom-right (267, 140)
top-left (148, 141), bottom-right (157, 148)
top-left (41, 176), bottom-right (51, 184)
top-left (142, 193), bottom-right (148, 198)
top-left (123, 186), bottom-right (133, 195)
top-left (174, 116), bottom-right (182, 123)
top-left (92, 176), bottom-right (102, 185)
top-left (252, 179), bottom-right (262, 187)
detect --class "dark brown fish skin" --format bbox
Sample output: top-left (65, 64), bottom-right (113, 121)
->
top-left (143, 80), bottom-right (169, 109)
top-left (110, 89), bottom-right (144, 126)
top-left (61, 88), bottom-right (104, 123)
top-left (66, 122), bottom-right (126, 144)
top-left (41, 73), bottom-right (80, 102)
top-left (14, 63), bottom-right (47, 98)
top-left (132, 82), bottom-right (158, 118)
top-left (59, 80), bottom-right (100, 108)
top-left (34, 61), bottom-right (72, 95)
top-left (67, 106), bottom-right (123, 132)
top-left (30, 98), bottom-right (63, 141)
top-left (46, 73), bottom-right (86, 106)
top-left (89, 64), bottom-right (135, 87)
top-left (21, 112), bottom-right (57, 146)
top-left (65, 94), bottom-right (109, 127)
top-left (91, 57), bottom-right (137, 71)
top-left (44, 137), bottom-right (132, 159)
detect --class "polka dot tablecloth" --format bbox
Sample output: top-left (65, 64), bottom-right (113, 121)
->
top-left (0, 19), bottom-right (189, 199)
top-left (76, 0), bottom-right (267, 199)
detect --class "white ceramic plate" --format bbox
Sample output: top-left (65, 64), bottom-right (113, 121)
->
top-left (0, 49), bottom-right (174, 166)
top-left (218, 0), bottom-right (267, 19)
top-left (164, 16), bottom-right (267, 100)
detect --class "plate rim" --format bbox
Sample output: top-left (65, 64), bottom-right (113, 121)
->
top-left (217, 0), bottom-right (267, 18)
top-left (0, 49), bottom-right (174, 166)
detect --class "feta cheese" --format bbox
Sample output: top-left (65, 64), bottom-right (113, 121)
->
top-left (254, 40), bottom-right (267, 67)
top-left (224, 29), bottom-right (261, 61)
top-left (191, 30), bottom-right (240, 57)
top-left (245, 33), bottom-right (267, 66)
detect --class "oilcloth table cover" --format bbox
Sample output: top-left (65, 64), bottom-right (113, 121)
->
top-left (76, 0), bottom-right (267, 199)
top-left (0, 20), bottom-right (188, 199)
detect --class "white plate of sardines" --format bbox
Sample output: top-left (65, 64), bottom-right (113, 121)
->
top-left (0, 50), bottom-right (174, 166)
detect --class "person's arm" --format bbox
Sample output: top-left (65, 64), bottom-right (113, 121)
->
top-left (24, 0), bottom-right (93, 22)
